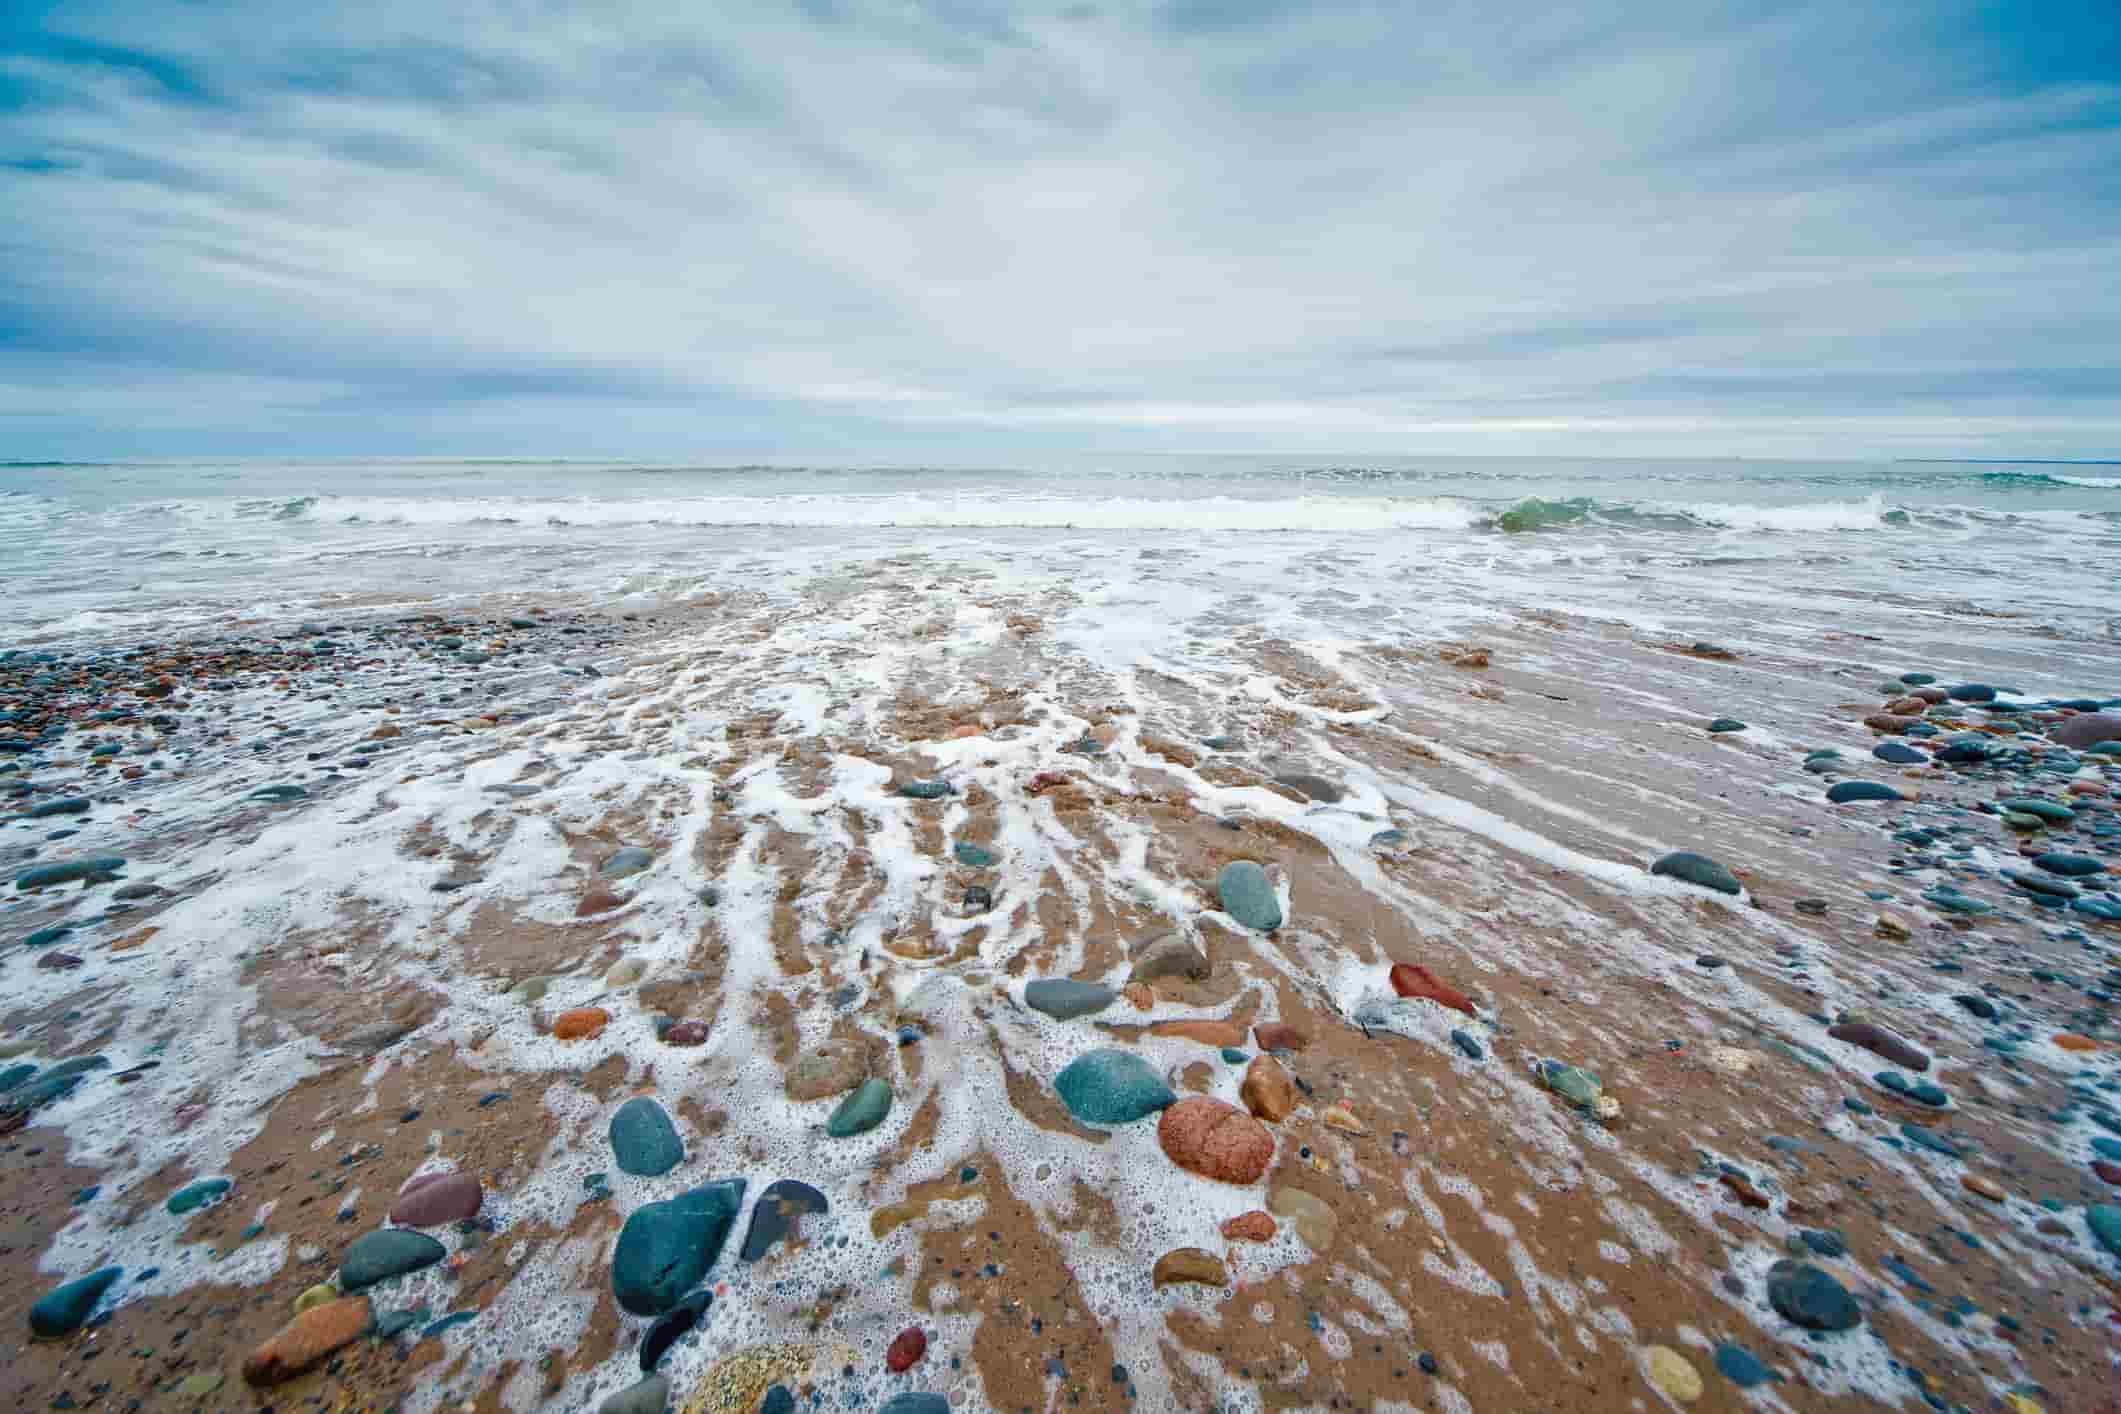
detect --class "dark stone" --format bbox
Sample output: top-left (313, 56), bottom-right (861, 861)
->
top-left (167, 1178), bottom-right (232, 1215)
top-left (15, 857), bottom-right (125, 889)
top-left (1826, 781), bottom-right (1904, 804)
top-left (599, 1376), bottom-right (671, 1414)
top-left (640, 1289), bottom-right (710, 1371)
top-left (878, 1397), bottom-right (950, 1414)
top-left (1024, 979), bottom-right (1117, 1021)
top-left (1707, 718), bottom-right (1746, 733)
top-left (1953, 994), bottom-right (1997, 1020)
top-left (1766, 1259), bottom-right (1861, 1331)
top-left (825, 1078), bottom-right (891, 1137)
top-left (1272, 772), bottom-right (1343, 802)
top-left (1946, 683), bottom-right (1996, 702)
top-left (1828, 1021), bottom-right (1930, 1072)
top-left (952, 841), bottom-right (998, 868)
top-left (1054, 1050), bottom-right (1176, 1126)
top-left (1216, 860), bottom-right (1282, 931)
top-left (1873, 743), bottom-right (1925, 764)
top-left (757, 1388), bottom-right (796, 1414)
top-left (1648, 851), bottom-right (1741, 895)
top-left (739, 1179), bottom-right (829, 1263)
top-left (897, 781), bottom-right (954, 800)
top-left (1449, 1029), bottom-right (1484, 1060)
top-left (339, 1229), bottom-right (446, 1290)
top-left (610, 1098), bottom-right (685, 1177)
top-left (1712, 1342), bottom-right (1776, 1387)
top-left (29, 1267), bottom-right (122, 1338)
top-left (2034, 853), bottom-right (2105, 878)
top-left (612, 1179), bottom-right (746, 1316)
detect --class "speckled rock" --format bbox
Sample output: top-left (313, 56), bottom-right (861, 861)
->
top-left (1152, 1247), bottom-right (1228, 1287)
top-left (785, 1040), bottom-right (867, 1101)
top-left (242, 1296), bottom-right (373, 1385)
top-left (1054, 1050), bottom-right (1176, 1126)
top-left (611, 1097), bottom-right (686, 1177)
top-left (1158, 1096), bottom-right (1273, 1183)
top-left (1269, 1186), bottom-right (1336, 1248)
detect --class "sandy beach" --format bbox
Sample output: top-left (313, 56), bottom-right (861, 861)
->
top-left (3, 557), bottom-right (2117, 1413)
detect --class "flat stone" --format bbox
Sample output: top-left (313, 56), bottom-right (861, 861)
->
top-left (612, 1178), bottom-right (746, 1316)
top-left (1130, 931), bottom-right (1209, 984)
top-left (825, 1078), bottom-right (892, 1137)
top-left (339, 1229), bottom-right (445, 1290)
top-left (1054, 1049), bottom-right (1176, 1126)
top-left (1151, 1018), bottom-right (1247, 1047)
top-left (611, 1097), bottom-right (685, 1177)
top-left (1827, 781), bottom-right (1905, 804)
top-left (390, 1171), bottom-right (484, 1227)
top-left (2051, 712), bottom-right (2121, 749)
top-left (242, 1296), bottom-right (373, 1386)
top-left (740, 1179), bottom-right (829, 1263)
top-left (1240, 1055), bottom-right (1297, 1122)
top-left (29, 1267), bottom-right (122, 1338)
top-left (599, 1374), bottom-right (670, 1414)
top-left (1216, 860), bottom-right (1282, 931)
top-left (785, 1040), bottom-right (867, 1101)
top-left (1272, 772), bottom-right (1342, 802)
top-left (1390, 962), bottom-right (1475, 1014)
top-left (167, 1178), bottom-right (232, 1214)
top-left (554, 1007), bottom-right (612, 1040)
top-left (1766, 1259), bottom-right (1861, 1331)
top-left (1828, 1021), bottom-right (1930, 1072)
top-left (1253, 1022), bottom-right (1307, 1052)
top-left (640, 1290), bottom-right (710, 1372)
top-left (1269, 1185), bottom-right (1336, 1249)
top-left (15, 857), bottom-right (125, 889)
top-left (951, 841), bottom-right (998, 868)
top-left (1024, 979), bottom-right (1117, 1021)
top-left (601, 846), bottom-right (655, 879)
top-left (2034, 852), bottom-right (2105, 877)
top-left (1221, 1211), bottom-right (1277, 1241)
top-left (663, 1020), bottom-right (711, 1047)
top-left (896, 781), bottom-right (954, 799)
top-left (1151, 1247), bottom-right (1228, 1287)
top-left (1712, 1342), bottom-right (1776, 1388)
top-left (1642, 1345), bottom-right (1702, 1403)
top-left (1649, 851), bottom-right (1741, 895)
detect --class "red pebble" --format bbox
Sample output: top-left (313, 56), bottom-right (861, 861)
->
top-left (885, 1325), bottom-right (927, 1373)
top-left (2094, 1160), bottom-right (2121, 1186)
top-left (1388, 963), bottom-right (1474, 1015)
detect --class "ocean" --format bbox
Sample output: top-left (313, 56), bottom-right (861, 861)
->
top-left (5, 456), bottom-right (2117, 672)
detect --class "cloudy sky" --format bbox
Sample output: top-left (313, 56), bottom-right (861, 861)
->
top-left (2, 0), bottom-right (2116, 459)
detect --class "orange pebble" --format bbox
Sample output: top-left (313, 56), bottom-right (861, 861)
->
top-left (2054, 1033), bottom-right (2102, 1053)
top-left (552, 1007), bottom-right (612, 1040)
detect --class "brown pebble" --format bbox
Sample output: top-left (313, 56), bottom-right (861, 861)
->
top-left (1253, 1022), bottom-right (1308, 1052)
top-left (1720, 1172), bottom-right (1770, 1209)
top-left (1240, 1055), bottom-right (1297, 1123)
top-left (885, 1325), bottom-right (926, 1372)
top-left (1151, 1247), bottom-right (1228, 1288)
top-left (1151, 1019), bottom-right (1248, 1048)
top-left (552, 1007), bottom-right (612, 1040)
top-left (1159, 1096), bottom-right (1274, 1184)
top-left (576, 886), bottom-right (628, 918)
top-left (1220, 1211), bottom-right (1277, 1242)
top-left (242, 1296), bottom-right (372, 1386)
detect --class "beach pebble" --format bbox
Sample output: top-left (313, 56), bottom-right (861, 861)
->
top-left (1158, 1096), bottom-right (1273, 1183)
top-left (612, 1178), bottom-right (745, 1316)
top-left (553, 1007), bottom-right (612, 1040)
top-left (390, 1171), bottom-right (483, 1227)
top-left (1216, 860), bottom-right (1282, 931)
top-left (1152, 1018), bottom-right (1248, 1047)
top-left (598, 1374), bottom-right (669, 1414)
top-left (878, 1396), bottom-right (950, 1414)
top-left (740, 1179), bottom-right (829, 1262)
top-left (1962, 1174), bottom-right (2007, 1202)
top-left (1272, 771), bottom-right (1343, 802)
top-left (1240, 1055), bottom-right (1297, 1121)
top-left (1828, 1021), bottom-right (1930, 1072)
top-left (1152, 1247), bottom-right (1229, 1289)
top-left (826, 1078), bottom-right (892, 1137)
top-left (1269, 1186), bottom-right (1336, 1248)
top-left (1024, 979), bottom-right (1117, 1021)
top-left (663, 1019), bottom-right (710, 1046)
top-left (1711, 1342), bottom-right (1775, 1388)
top-left (1221, 1211), bottom-right (1277, 1242)
top-left (611, 1097), bottom-right (685, 1176)
top-left (167, 1177), bottom-right (232, 1214)
top-left (1642, 1345), bottom-right (1702, 1402)
top-left (1131, 931), bottom-right (1209, 984)
top-left (1649, 850), bottom-right (1741, 895)
top-left (28, 1267), bottom-right (122, 1338)
top-left (1766, 1259), bottom-right (1861, 1331)
top-left (2089, 1205), bottom-right (2121, 1258)
top-left (1827, 780), bottom-right (1906, 803)
top-left (785, 1040), bottom-right (867, 1101)
top-left (640, 1290), bottom-right (710, 1372)
top-left (242, 1296), bottom-right (373, 1386)
top-left (1388, 962), bottom-right (1475, 1014)
top-left (2051, 712), bottom-right (2120, 748)
top-left (885, 1325), bottom-right (927, 1372)
top-left (339, 1229), bottom-right (445, 1290)
top-left (601, 846), bottom-right (655, 878)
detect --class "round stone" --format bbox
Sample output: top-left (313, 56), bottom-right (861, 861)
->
top-left (1642, 1345), bottom-right (1702, 1403)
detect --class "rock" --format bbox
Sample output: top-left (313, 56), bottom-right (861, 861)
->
top-left (1766, 1260), bottom-right (1861, 1331)
top-left (1827, 781), bottom-right (1905, 803)
top-left (390, 1171), bottom-right (483, 1227)
top-left (1882, 696), bottom-right (1929, 716)
top-left (606, 958), bottom-right (647, 987)
top-left (577, 886), bottom-right (629, 917)
top-left (167, 1178), bottom-right (232, 1214)
top-left (2089, 1205), bottom-right (2121, 1259)
top-left (612, 1097), bottom-right (686, 1177)
top-left (1946, 683), bottom-right (1997, 702)
top-left (1874, 914), bottom-right (1913, 940)
top-left (554, 1007), bottom-right (613, 1040)
top-left (599, 1374), bottom-right (670, 1414)
top-left (1130, 931), bottom-right (1209, 984)
top-left (1962, 1174), bottom-right (2007, 1202)
top-left (29, 1267), bottom-right (122, 1338)
top-left (641, 1290), bottom-right (710, 1372)
top-left (1269, 1186), bottom-right (1336, 1248)
top-left (1828, 1021), bottom-right (1930, 1072)
top-left (2001, 797), bottom-right (2075, 824)
top-left (15, 857), bottom-right (125, 889)
top-left (1158, 1096), bottom-right (1273, 1183)
top-left (601, 846), bottom-right (655, 879)
top-left (897, 781), bottom-right (954, 799)
top-left (1151, 1019), bottom-right (1248, 1047)
top-left (1054, 1050), bottom-right (1175, 1126)
top-left (740, 1179), bottom-right (829, 1262)
top-left (1389, 963), bottom-right (1475, 1014)
top-left (952, 841), bottom-right (998, 868)
top-left (1649, 851), bottom-right (1741, 895)
top-left (1253, 1022), bottom-right (1307, 1052)
top-left (826, 1078), bottom-right (892, 1137)
top-left (2051, 713), bottom-right (2121, 749)
top-left (1721, 1172), bottom-right (1770, 1208)
top-left (2096, 1161), bottom-right (2121, 1185)
top-left (1241, 1055), bottom-right (1298, 1122)
top-left (1451, 1028), bottom-right (1485, 1060)
top-left (785, 1040), bottom-right (867, 1101)
top-left (877, 1396), bottom-right (949, 1414)
top-left (1863, 714), bottom-right (1922, 734)
top-left (2034, 852), bottom-right (2105, 877)
top-left (1272, 772), bottom-right (1343, 802)
top-left (340, 1229), bottom-right (445, 1290)
top-left (1219, 1212), bottom-right (1278, 1244)
top-left (664, 1020), bottom-right (710, 1046)
top-left (1642, 1345), bottom-right (1702, 1403)
top-left (1121, 983), bottom-right (1154, 1010)
top-left (612, 1178), bottom-right (746, 1316)
top-left (1215, 860), bottom-right (1282, 931)
top-left (242, 1296), bottom-right (373, 1385)
top-left (1024, 979), bottom-right (1117, 1021)
top-left (1711, 1342), bottom-right (1775, 1388)
top-left (885, 1325), bottom-right (927, 1372)
top-left (1151, 1247), bottom-right (1228, 1287)
top-left (174, 1373), bottom-right (224, 1399)
top-left (1873, 742), bottom-right (1926, 764)
top-left (293, 1282), bottom-right (339, 1314)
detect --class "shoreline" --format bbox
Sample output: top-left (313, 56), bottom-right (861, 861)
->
top-left (2, 573), bottom-right (2117, 1412)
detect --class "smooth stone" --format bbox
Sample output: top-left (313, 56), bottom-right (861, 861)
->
top-left (250, 784), bottom-right (307, 802)
top-left (611, 1097), bottom-right (685, 1177)
top-left (877, 1397), bottom-right (949, 1414)
top-left (2006, 870), bottom-right (2079, 899)
top-left (1706, 718), bottom-right (1746, 734)
top-left (1025, 979), bottom-right (1118, 1021)
top-left (1389, 962), bottom-right (1475, 1014)
top-left (739, 1179), bottom-right (829, 1262)
top-left (2001, 797), bottom-right (2075, 824)
top-left (605, 958), bottom-right (647, 987)
top-left (1151, 1247), bottom-right (1229, 1287)
top-left (29, 1267), bottom-right (122, 1337)
top-left (951, 841), bottom-right (998, 868)
top-left (1643, 1345), bottom-right (1702, 1403)
top-left (2089, 1205), bottom-right (2121, 1259)
top-left (886, 1325), bottom-right (928, 1372)
top-left (339, 1229), bottom-right (445, 1290)
top-left (553, 1007), bottom-right (612, 1040)
top-left (1827, 781), bottom-right (1904, 804)
top-left (785, 1040), bottom-right (867, 1101)
top-left (612, 1179), bottom-right (746, 1316)
top-left (1450, 1028), bottom-right (1485, 1060)
top-left (1874, 742), bottom-right (1925, 764)
top-left (601, 846), bottom-right (655, 879)
top-left (1712, 1342), bottom-right (1776, 1387)
top-left (1828, 1021), bottom-right (1930, 1072)
top-left (2052, 713), bottom-right (2121, 749)
top-left (1272, 772), bottom-right (1343, 802)
top-left (1901, 1123), bottom-right (1961, 1157)
top-left (1253, 1022), bottom-right (1307, 1052)
top-left (242, 1296), bottom-right (373, 1386)
top-left (15, 857), bottom-right (125, 888)
top-left (21, 797), bottom-right (89, 818)
top-left (599, 1374), bottom-right (670, 1414)
top-left (1954, 994), bottom-right (1998, 1020)
top-left (1268, 1185), bottom-right (1336, 1248)
top-left (640, 1290), bottom-right (710, 1372)
top-left (897, 781), bottom-right (954, 799)
top-left (663, 1020), bottom-right (711, 1046)
top-left (2035, 852), bottom-right (2104, 877)
top-left (825, 1078), bottom-right (892, 1137)
top-left (1946, 683), bottom-right (1997, 702)
top-left (1216, 860), bottom-right (1282, 931)
top-left (1766, 1259), bottom-right (1861, 1331)
top-left (1900, 671), bottom-right (1936, 685)
top-left (1055, 1050), bottom-right (1176, 1126)
top-left (1240, 1055), bottom-right (1297, 1121)
top-left (1130, 931), bottom-right (1209, 984)
top-left (1158, 1096), bottom-right (1274, 1183)
top-left (167, 1178), bottom-right (232, 1214)
top-left (293, 1282), bottom-right (339, 1314)
top-left (1649, 851), bottom-right (1741, 895)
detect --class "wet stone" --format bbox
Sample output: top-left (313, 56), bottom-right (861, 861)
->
top-left (1766, 1259), bottom-right (1861, 1331)
top-left (339, 1229), bottom-right (446, 1290)
top-left (610, 1097), bottom-right (686, 1177)
top-left (741, 1179), bottom-right (829, 1263)
top-left (826, 1078), bottom-right (892, 1137)
top-left (1216, 860), bottom-right (1282, 931)
top-left (1649, 851), bottom-right (1741, 895)
top-left (601, 846), bottom-right (655, 878)
top-left (612, 1178), bottom-right (746, 1316)
top-left (640, 1290), bottom-right (710, 1372)
top-left (1055, 1050), bottom-right (1176, 1126)
top-left (29, 1267), bottom-right (122, 1338)
top-left (1024, 979), bottom-right (1117, 1021)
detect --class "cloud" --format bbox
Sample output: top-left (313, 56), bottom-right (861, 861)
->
top-left (1, 0), bottom-right (2116, 457)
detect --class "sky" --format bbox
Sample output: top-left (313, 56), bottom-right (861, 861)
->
top-left (1, 0), bottom-right (2117, 460)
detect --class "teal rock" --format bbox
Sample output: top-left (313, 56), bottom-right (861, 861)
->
top-left (1649, 851), bottom-right (1741, 895)
top-left (826, 1078), bottom-right (892, 1137)
top-left (1712, 1341), bottom-right (1776, 1387)
top-left (21, 797), bottom-right (89, 819)
top-left (1900, 1123), bottom-right (1960, 1157)
top-left (1922, 886), bottom-right (1992, 916)
top-left (0, 1062), bottom-right (36, 1091)
top-left (1024, 979), bottom-right (1117, 1021)
top-left (952, 841), bottom-right (998, 868)
top-left (2034, 852), bottom-right (2104, 877)
top-left (2001, 797), bottom-right (2075, 824)
top-left (1216, 861), bottom-right (1282, 931)
top-left (2089, 1205), bottom-right (2121, 1259)
top-left (29, 1267), bottom-right (122, 1338)
top-left (1054, 1050), bottom-right (1176, 1126)
top-left (1707, 717), bottom-right (1746, 733)
top-left (250, 784), bottom-right (307, 802)
top-left (897, 781), bottom-right (954, 800)
top-left (1221, 1047), bottom-right (1248, 1064)
top-left (601, 846), bottom-right (655, 879)
top-left (340, 1228), bottom-right (446, 1290)
top-left (612, 1178), bottom-right (746, 1316)
top-left (1900, 672), bottom-right (1936, 685)
top-left (878, 1394), bottom-right (950, 1414)
top-left (166, 1178), bottom-right (231, 1215)
top-left (600, 1374), bottom-right (672, 1414)
top-left (1827, 781), bottom-right (1904, 804)
top-left (15, 857), bottom-right (125, 889)
top-left (1766, 1259), bottom-right (1861, 1331)
top-left (1201, 735), bottom-right (1236, 751)
top-left (610, 1097), bottom-right (685, 1177)
top-left (1536, 1059), bottom-right (1605, 1110)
